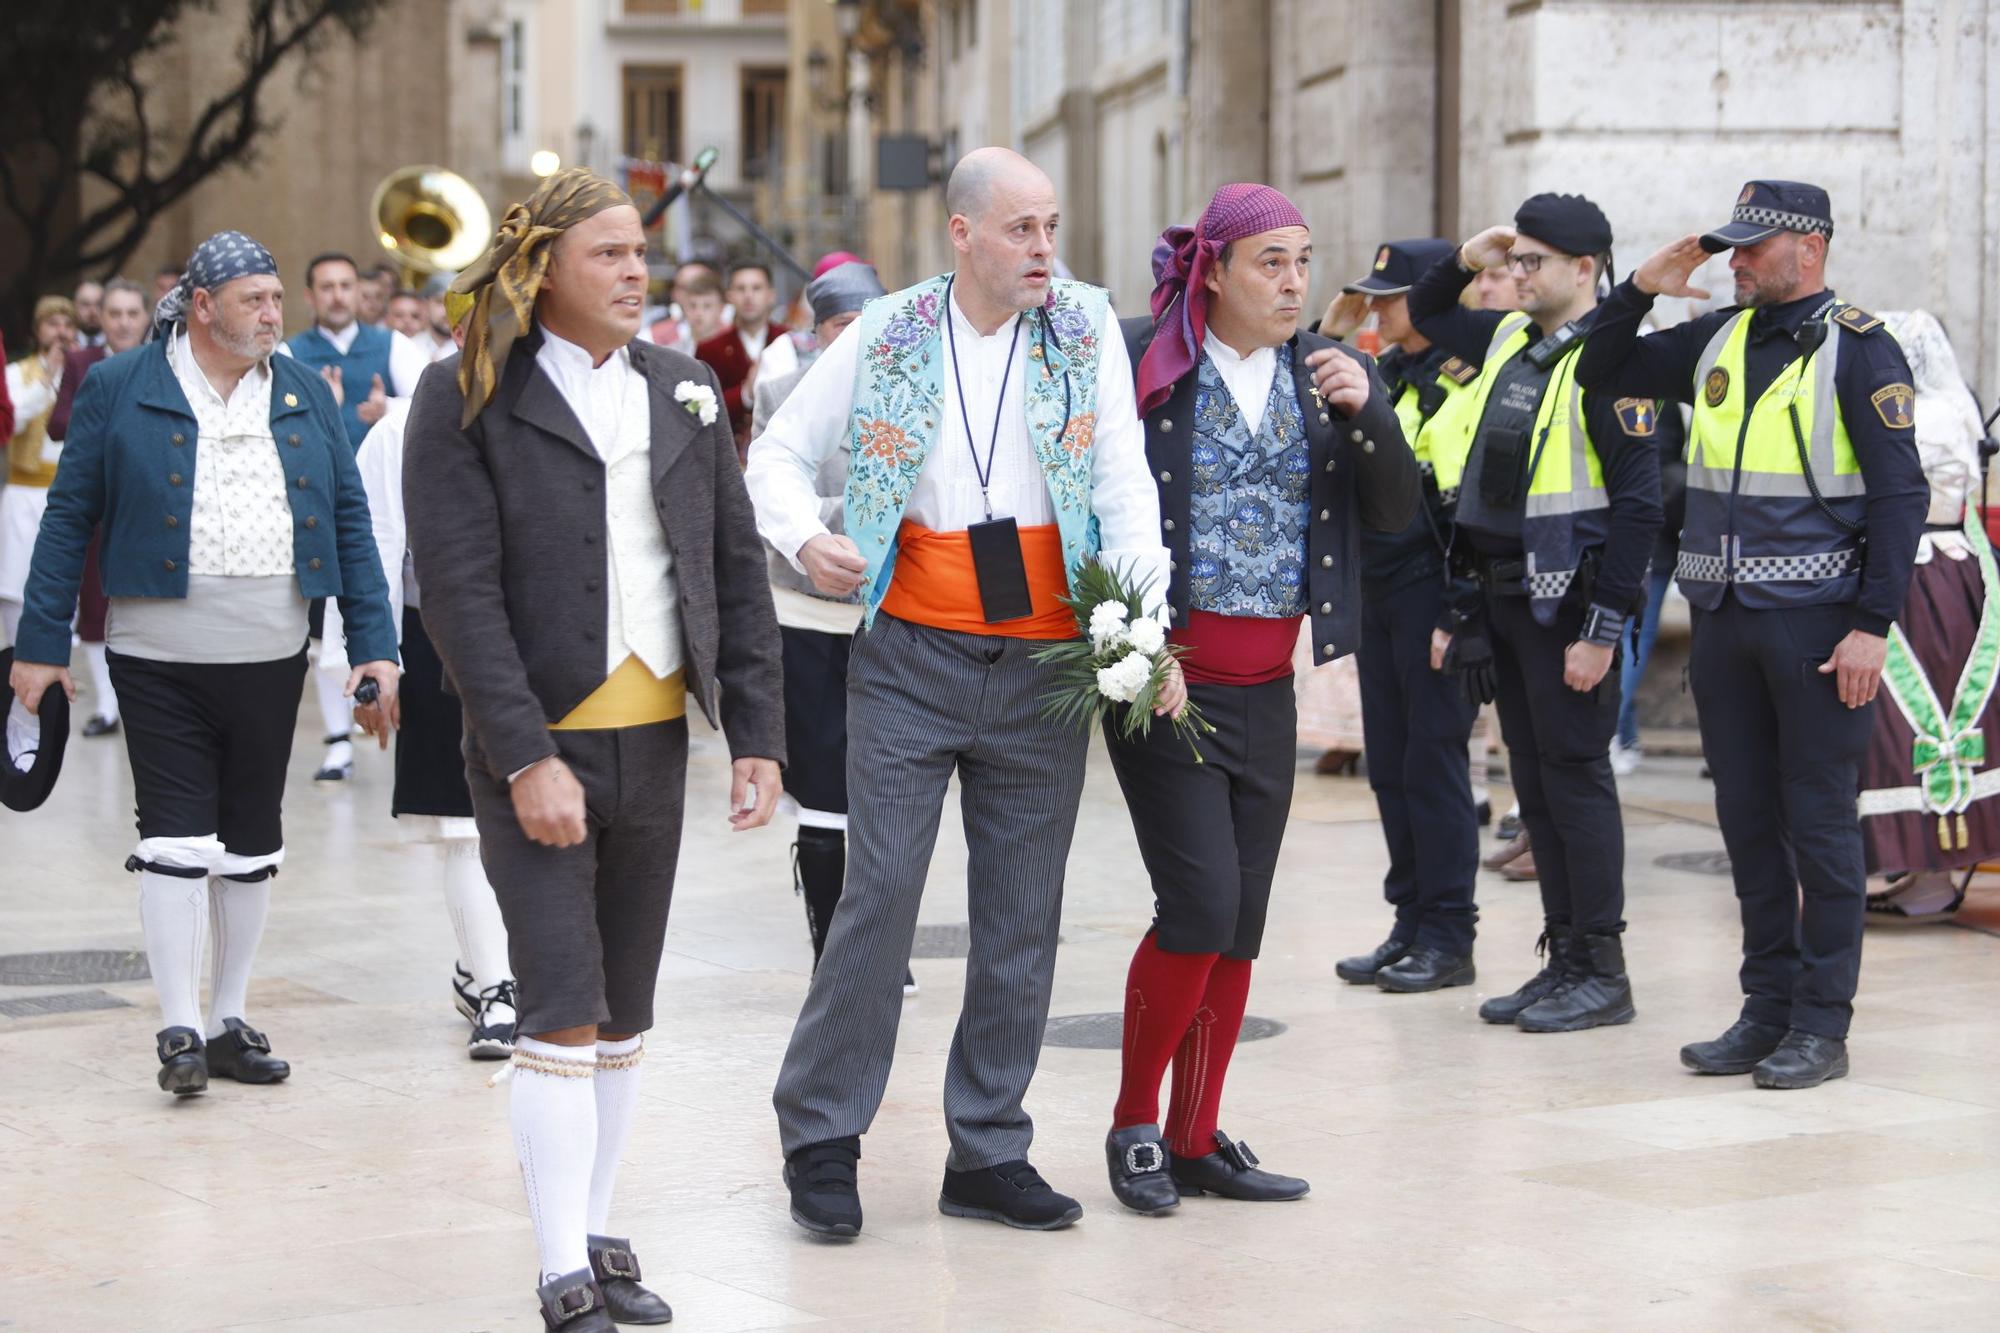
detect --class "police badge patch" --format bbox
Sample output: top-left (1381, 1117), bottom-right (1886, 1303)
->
top-left (1738, 183), bottom-right (1757, 205)
top-left (1374, 246), bottom-right (1391, 271)
top-left (1704, 366), bottom-right (1730, 408)
top-left (1439, 357), bottom-right (1478, 385)
top-left (1871, 383), bottom-right (1915, 429)
top-left (1614, 398), bottom-right (1658, 436)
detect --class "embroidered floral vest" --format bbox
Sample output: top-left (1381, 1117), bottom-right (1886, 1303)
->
top-left (1185, 345), bottom-right (1311, 618)
top-left (843, 274), bottom-right (1108, 626)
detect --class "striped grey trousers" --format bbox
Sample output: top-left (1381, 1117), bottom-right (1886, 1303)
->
top-left (772, 613), bottom-right (1088, 1170)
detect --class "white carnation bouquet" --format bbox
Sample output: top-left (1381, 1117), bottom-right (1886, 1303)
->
top-left (1033, 559), bottom-right (1214, 761)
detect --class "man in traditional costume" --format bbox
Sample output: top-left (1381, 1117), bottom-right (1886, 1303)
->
top-left (2, 296), bottom-right (79, 769)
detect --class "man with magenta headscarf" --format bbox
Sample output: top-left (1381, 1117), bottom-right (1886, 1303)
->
top-left (1102, 183), bottom-right (1418, 1214)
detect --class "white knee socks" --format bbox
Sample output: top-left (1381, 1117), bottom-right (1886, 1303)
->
top-left (589, 1036), bottom-right (644, 1233)
top-left (511, 1037), bottom-right (598, 1283)
top-left (206, 877), bottom-right (271, 1036)
top-left (83, 641), bottom-right (117, 721)
top-left (138, 871), bottom-right (209, 1033)
top-left (312, 665), bottom-right (352, 742)
top-left (440, 826), bottom-right (512, 993)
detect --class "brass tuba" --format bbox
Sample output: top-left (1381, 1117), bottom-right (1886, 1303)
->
top-left (371, 165), bottom-right (493, 282)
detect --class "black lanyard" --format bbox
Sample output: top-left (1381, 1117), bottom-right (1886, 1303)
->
top-left (943, 275), bottom-right (1022, 521)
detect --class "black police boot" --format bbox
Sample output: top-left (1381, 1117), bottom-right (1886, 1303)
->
top-left (204, 1017), bottom-right (291, 1083)
top-left (535, 1269), bottom-right (615, 1331)
top-left (1105, 1124), bottom-right (1179, 1215)
top-left (1680, 1018), bottom-right (1788, 1075)
top-left (1335, 936), bottom-right (1409, 985)
top-left (1376, 946), bottom-right (1476, 993)
top-left (155, 1026), bottom-right (207, 1097)
top-left (939, 1160), bottom-right (1083, 1230)
top-left (1752, 1031), bottom-right (1850, 1090)
top-left (586, 1235), bottom-right (673, 1324)
top-left (1516, 932), bottom-right (1636, 1033)
top-left (783, 1136), bottom-right (862, 1237)
top-left (792, 829), bottom-right (845, 968)
top-left (1477, 930), bottom-right (1572, 1024)
top-left (1169, 1132), bottom-right (1309, 1202)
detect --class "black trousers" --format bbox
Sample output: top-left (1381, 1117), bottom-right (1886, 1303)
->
top-left (109, 648), bottom-right (309, 856)
top-left (780, 625), bottom-right (851, 819)
top-left (392, 608), bottom-right (474, 819)
top-left (1104, 676), bottom-right (1296, 960)
top-left (1691, 598), bottom-right (1873, 1039)
top-left (1359, 578), bottom-right (1480, 953)
top-left (1486, 590), bottom-right (1625, 934)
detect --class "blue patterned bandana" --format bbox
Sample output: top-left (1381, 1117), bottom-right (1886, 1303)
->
top-left (150, 230), bottom-right (280, 341)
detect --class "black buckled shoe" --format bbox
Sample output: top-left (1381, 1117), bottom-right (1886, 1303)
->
top-left (587, 1235), bottom-right (672, 1325)
top-left (939, 1159), bottom-right (1083, 1230)
top-left (204, 1018), bottom-right (291, 1084)
top-left (155, 1026), bottom-right (207, 1097)
top-left (1752, 1031), bottom-right (1849, 1090)
top-left (1680, 1019), bottom-right (1787, 1075)
top-left (1517, 932), bottom-right (1635, 1033)
top-left (1169, 1132), bottom-right (1308, 1202)
top-left (1335, 936), bottom-right (1410, 985)
top-left (537, 1269), bottom-right (615, 1331)
top-left (784, 1136), bottom-right (862, 1237)
top-left (1105, 1124), bottom-right (1179, 1215)
top-left (1376, 946), bottom-right (1476, 993)
top-left (1478, 930), bottom-right (1573, 1024)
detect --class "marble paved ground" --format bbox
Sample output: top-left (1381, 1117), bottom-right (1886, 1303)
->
top-left (3, 702), bottom-right (1999, 1332)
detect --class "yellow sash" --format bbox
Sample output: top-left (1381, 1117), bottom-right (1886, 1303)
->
top-left (550, 656), bottom-right (686, 731)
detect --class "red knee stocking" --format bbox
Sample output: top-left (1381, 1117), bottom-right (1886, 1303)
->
top-left (1111, 932), bottom-right (1219, 1130)
top-left (1164, 956), bottom-right (1252, 1157)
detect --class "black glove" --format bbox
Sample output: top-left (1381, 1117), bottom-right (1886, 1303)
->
top-left (1442, 618), bottom-right (1498, 706)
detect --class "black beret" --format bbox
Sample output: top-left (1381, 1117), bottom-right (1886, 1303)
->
top-left (0, 647), bottom-right (68, 813)
top-left (1513, 193), bottom-right (1613, 258)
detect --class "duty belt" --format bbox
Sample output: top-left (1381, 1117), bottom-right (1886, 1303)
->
top-left (1474, 554), bottom-right (1531, 596)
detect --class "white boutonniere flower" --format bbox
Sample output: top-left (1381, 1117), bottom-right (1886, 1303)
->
top-left (675, 380), bottom-right (719, 426)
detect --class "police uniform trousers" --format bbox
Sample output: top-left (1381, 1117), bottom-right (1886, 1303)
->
top-left (1358, 576), bottom-right (1480, 953)
top-left (392, 608), bottom-right (474, 819)
top-left (1486, 588), bottom-right (1626, 933)
top-left (1103, 676), bottom-right (1296, 961)
top-left (1690, 597), bottom-right (1872, 1039)
top-left (465, 717), bottom-right (688, 1037)
top-left (772, 612), bottom-right (1088, 1170)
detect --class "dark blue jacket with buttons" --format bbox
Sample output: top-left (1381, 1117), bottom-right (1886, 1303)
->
top-left (1120, 317), bottom-right (1419, 665)
top-left (14, 339), bottom-right (398, 668)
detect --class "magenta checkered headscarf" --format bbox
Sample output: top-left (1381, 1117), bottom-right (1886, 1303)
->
top-left (1136, 183), bottom-right (1307, 414)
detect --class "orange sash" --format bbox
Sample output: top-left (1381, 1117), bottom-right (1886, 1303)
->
top-left (878, 520), bottom-right (1079, 640)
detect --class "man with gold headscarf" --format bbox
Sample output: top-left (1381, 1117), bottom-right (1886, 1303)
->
top-left (404, 169), bottom-right (785, 1332)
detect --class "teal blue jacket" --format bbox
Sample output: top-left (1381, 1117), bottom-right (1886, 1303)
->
top-left (14, 339), bottom-right (398, 668)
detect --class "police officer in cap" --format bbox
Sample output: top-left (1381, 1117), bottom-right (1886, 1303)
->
top-left (1576, 180), bottom-right (1926, 1089)
top-left (1323, 239), bottom-right (1485, 993)
top-left (1408, 193), bottom-right (1663, 1033)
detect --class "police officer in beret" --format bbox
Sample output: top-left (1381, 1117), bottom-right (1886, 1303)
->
top-left (1323, 239), bottom-right (1485, 993)
top-left (1408, 193), bottom-right (1664, 1034)
top-left (1576, 180), bottom-right (1927, 1089)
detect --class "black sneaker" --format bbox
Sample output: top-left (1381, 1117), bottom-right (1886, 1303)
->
top-left (452, 962), bottom-right (479, 1022)
top-left (470, 979), bottom-right (518, 1061)
top-left (939, 1159), bottom-right (1082, 1230)
top-left (784, 1136), bottom-right (862, 1237)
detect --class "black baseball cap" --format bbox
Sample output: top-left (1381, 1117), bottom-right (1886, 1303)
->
top-left (1344, 238), bottom-right (1457, 296)
top-left (1700, 180), bottom-right (1834, 253)
top-left (0, 647), bottom-right (68, 813)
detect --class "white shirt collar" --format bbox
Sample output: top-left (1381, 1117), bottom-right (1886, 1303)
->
top-left (1202, 329), bottom-right (1279, 435)
top-left (947, 285), bottom-right (1023, 343)
top-left (171, 328), bottom-right (270, 408)
top-left (536, 323), bottom-right (629, 379)
top-left (1202, 329), bottom-right (1275, 371)
top-left (317, 321), bottom-right (360, 355)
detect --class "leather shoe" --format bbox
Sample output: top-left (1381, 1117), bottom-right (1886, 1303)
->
top-left (204, 1017), bottom-right (290, 1083)
top-left (784, 1136), bottom-right (862, 1237)
top-left (1516, 932), bottom-right (1634, 1033)
top-left (1105, 1124), bottom-right (1179, 1215)
top-left (1753, 1031), bottom-right (1849, 1090)
top-left (939, 1159), bottom-right (1082, 1230)
top-left (154, 1026), bottom-right (207, 1097)
top-left (1499, 850), bottom-right (1540, 882)
top-left (1478, 931), bottom-right (1572, 1024)
top-left (1335, 936), bottom-right (1409, 985)
top-left (536, 1268), bottom-right (615, 1331)
top-left (587, 1235), bottom-right (672, 1324)
top-left (1170, 1132), bottom-right (1308, 1201)
top-left (1680, 1019), bottom-right (1787, 1075)
top-left (1483, 830), bottom-right (1530, 871)
top-left (81, 714), bottom-right (120, 738)
top-left (1376, 946), bottom-right (1475, 993)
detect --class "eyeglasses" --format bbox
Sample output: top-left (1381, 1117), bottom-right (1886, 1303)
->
top-left (1505, 252), bottom-right (1552, 275)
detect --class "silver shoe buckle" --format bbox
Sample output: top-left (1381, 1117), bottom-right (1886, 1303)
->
top-left (595, 1246), bottom-right (639, 1280)
top-left (553, 1285), bottom-right (598, 1320)
top-left (1124, 1142), bottom-right (1165, 1174)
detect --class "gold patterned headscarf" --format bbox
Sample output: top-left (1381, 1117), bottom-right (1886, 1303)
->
top-left (449, 167), bottom-right (634, 426)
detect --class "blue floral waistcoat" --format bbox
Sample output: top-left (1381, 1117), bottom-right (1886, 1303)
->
top-left (843, 274), bottom-right (1109, 627)
top-left (1186, 345), bottom-right (1311, 618)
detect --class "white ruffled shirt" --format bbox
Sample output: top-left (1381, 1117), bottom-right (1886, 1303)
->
top-left (1202, 330), bottom-right (1278, 435)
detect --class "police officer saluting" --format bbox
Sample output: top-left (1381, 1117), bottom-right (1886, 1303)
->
top-left (1409, 194), bottom-right (1663, 1033)
top-left (1576, 181), bottom-right (1926, 1089)
top-left (1324, 239), bottom-right (1485, 993)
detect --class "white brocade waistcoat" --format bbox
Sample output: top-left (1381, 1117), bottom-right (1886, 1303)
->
top-left (602, 374), bottom-right (683, 679)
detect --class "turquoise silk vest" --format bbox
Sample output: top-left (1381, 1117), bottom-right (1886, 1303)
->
top-left (843, 274), bottom-right (1110, 627)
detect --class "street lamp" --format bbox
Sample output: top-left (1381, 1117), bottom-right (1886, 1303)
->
top-left (529, 149), bottom-right (561, 177)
